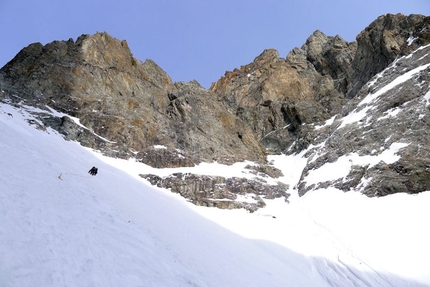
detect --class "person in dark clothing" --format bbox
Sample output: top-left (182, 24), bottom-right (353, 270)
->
top-left (88, 166), bottom-right (98, 176)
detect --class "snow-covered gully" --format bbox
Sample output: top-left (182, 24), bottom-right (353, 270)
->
top-left (1, 102), bottom-right (429, 286)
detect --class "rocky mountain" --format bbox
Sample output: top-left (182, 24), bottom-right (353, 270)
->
top-left (1, 13), bottom-right (429, 211)
top-left (0, 33), bottom-right (265, 167)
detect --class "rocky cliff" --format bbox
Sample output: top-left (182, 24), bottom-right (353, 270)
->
top-left (1, 13), bottom-right (429, 210)
top-left (0, 32), bottom-right (265, 167)
top-left (211, 14), bottom-right (429, 154)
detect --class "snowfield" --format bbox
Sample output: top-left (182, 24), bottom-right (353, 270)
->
top-left (1, 101), bottom-right (430, 287)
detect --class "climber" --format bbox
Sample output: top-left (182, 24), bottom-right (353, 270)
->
top-left (88, 166), bottom-right (98, 176)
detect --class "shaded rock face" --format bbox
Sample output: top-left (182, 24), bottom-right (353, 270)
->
top-left (289, 30), bottom-right (357, 95)
top-left (349, 13), bottom-right (430, 97)
top-left (0, 32), bottom-right (266, 166)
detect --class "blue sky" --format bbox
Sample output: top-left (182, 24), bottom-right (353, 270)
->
top-left (1, 0), bottom-right (428, 88)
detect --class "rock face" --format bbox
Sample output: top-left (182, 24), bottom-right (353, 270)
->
top-left (1, 13), bottom-right (430, 210)
top-left (141, 173), bottom-right (288, 212)
top-left (349, 13), bottom-right (430, 97)
top-left (210, 46), bottom-right (348, 153)
top-left (210, 14), bottom-right (430, 155)
top-left (297, 42), bottom-right (430, 196)
top-left (0, 32), bottom-right (265, 166)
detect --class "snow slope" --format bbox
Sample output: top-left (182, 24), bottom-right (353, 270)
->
top-left (1, 102), bottom-right (430, 287)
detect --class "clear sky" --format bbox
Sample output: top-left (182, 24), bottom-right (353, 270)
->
top-left (1, 0), bottom-right (428, 88)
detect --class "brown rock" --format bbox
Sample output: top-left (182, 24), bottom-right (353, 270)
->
top-left (0, 32), bottom-right (266, 166)
top-left (211, 45), bottom-right (345, 153)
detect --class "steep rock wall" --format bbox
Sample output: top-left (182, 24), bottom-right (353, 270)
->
top-left (0, 32), bottom-right (266, 166)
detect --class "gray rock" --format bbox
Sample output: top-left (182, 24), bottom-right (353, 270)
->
top-left (297, 41), bottom-right (430, 196)
top-left (141, 172), bottom-right (289, 212)
top-left (349, 13), bottom-right (430, 98)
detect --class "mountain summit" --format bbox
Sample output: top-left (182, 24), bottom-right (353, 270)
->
top-left (1, 13), bottom-right (429, 209)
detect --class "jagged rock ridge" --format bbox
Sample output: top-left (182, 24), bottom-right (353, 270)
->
top-left (1, 13), bottom-right (429, 210)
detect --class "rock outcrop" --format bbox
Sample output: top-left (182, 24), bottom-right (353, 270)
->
top-left (141, 173), bottom-right (288, 212)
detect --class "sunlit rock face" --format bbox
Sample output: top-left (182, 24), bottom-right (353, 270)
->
top-left (1, 13), bottom-right (429, 210)
top-left (0, 32), bottom-right (266, 166)
top-left (210, 46), bottom-right (349, 154)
